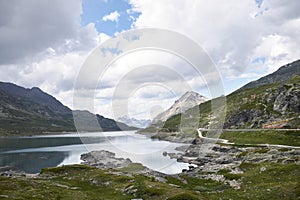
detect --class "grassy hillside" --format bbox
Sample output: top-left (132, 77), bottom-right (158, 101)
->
top-left (141, 61), bottom-right (300, 146)
top-left (156, 75), bottom-right (300, 132)
top-left (0, 162), bottom-right (299, 200)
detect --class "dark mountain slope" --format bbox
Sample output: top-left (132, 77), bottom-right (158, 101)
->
top-left (239, 59), bottom-right (300, 90)
top-left (0, 82), bottom-right (136, 135)
top-left (73, 110), bottom-right (137, 132)
top-left (0, 82), bottom-right (75, 134)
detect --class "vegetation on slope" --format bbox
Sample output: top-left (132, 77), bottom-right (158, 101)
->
top-left (152, 75), bottom-right (300, 134)
top-left (0, 161), bottom-right (299, 200)
top-left (219, 130), bottom-right (300, 146)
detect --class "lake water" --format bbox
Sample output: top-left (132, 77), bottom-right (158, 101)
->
top-left (0, 131), bottom-right (192, 174)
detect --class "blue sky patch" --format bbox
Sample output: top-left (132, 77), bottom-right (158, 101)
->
top-left (255, 0), bottom-right (263, 8)
top-left (81, 0), bottom-right (140, 36)
top-left (252, 57), bottom-right (266, 64)
top-left (100, 46), bottom-right (123, 56)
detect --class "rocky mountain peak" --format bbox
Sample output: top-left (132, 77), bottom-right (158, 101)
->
top-left (153, 91), bottom-right (208, 123)
top-left (176, 91), bottom-right (207, 103)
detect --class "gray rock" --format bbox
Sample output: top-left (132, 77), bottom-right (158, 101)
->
top-left (81, 150), bottom-right (132, 169)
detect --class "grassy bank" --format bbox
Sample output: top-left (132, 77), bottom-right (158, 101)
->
top-left (219, 130), bottom-right (300, 146)
top-left (0, 161), bottom-right (299, 200)
top-left (0, 164), bottom-right (202, 200)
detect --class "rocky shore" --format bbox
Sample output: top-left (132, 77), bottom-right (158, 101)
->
top-left (1, 132), bottom-right (299, 196)
top-left (166, 140), bottom-right (300, 189)
top-left (80, 150), bottom-right (168, 182)
top-left (0, 137), bottom-right (299, 199)
top-left (78, 136), bottom-right (300, 191)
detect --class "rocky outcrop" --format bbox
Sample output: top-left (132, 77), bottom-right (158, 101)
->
top-left (224, 81), bottom-right (300, 129)
top-left (225, 109), bottom-right (264, 128)
top-left (225, 60), bottom-right (300, 128)
top-left (81, 151), bottom-right (132, 169)
top-left (171, 142), bottom-right (300, 189)
top-left (80, 150), bottom-right (168, 183)
top-left (270, 84), bottom-right (300, 114)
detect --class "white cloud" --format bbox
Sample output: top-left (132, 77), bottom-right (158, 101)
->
top-left (1, 0), bottom-right (300, 120)
top-left (129, 0), bottom-right (300, 78)
top-left (72, 47), bottom-right (215, 119)
top-left (102, 11), bottom-right (120, 22)
top-left (0, 0), bottom-right (90, 64)
top-left (0, 1), bottom-right (103, 113)
top-left (252, 34), bottom-right (300, 74)
top-left (99, 33), bottom-right (111, 43)
top-left (0, 51), bottom-right (88, 103)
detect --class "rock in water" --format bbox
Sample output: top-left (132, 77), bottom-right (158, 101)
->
top-left (81, 150), bottom-right (132, 169)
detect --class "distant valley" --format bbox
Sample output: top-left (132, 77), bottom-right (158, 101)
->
top-left (117, 116), bottom-right (151, 128)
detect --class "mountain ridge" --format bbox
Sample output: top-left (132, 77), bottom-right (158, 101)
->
top-left (117, 116), bottom-right (151, 128)
top-left (0, 81), bottom-right (71, 118)
top-left (238, 59), bottom-right (300, 91)
top-left (0, 82), bottom-right (137, 135)
top-left (154, 59), bottom-right (300, 133)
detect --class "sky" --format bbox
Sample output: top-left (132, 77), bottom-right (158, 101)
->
top-left (0, 0), bottom-right (300, 120)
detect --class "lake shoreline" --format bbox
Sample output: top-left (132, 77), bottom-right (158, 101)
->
top-left (0, 131), bottom-right (193, 174)
top-left (1, 130), bottom-right (299, 199)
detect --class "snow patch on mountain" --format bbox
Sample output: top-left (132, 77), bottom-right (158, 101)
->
top-left (117, 116), bottom-right (151, 128)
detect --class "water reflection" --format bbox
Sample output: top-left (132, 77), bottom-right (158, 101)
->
top-left (0, 131), bottom-right (192, 174)
top-left (0, 151), bottom-right (68, 173)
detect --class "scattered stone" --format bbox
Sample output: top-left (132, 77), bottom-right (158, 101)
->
top-left (225, 179), bottom-right (241, 190)
top-left (52, 184), bottom-right (79, 190)
top-left (260, 167), bottom-right (266, 172)
top-left (162, 142), bottom-right (300, 190)
top-left (188, 165), bottom-right (195, 170)
top-left (168, 183), bottom-right (181, 188)
top-left (123, 185), bottom-right (137, 195)
top-left (212, 146), bottom-right (231, 153)
top-left (88, 178), bottom-right (98, 185)
top-left (167, 153), bottom-right (178, 159)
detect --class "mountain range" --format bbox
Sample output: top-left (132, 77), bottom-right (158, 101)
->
top-left (161, 59), bottom-right (300, 132)
top-left (0, 82), bottom-right (136, 135)
top-left (117, 116), bottom-right (151, 128)
top-left (1, 60), bottom-right (299, 135)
